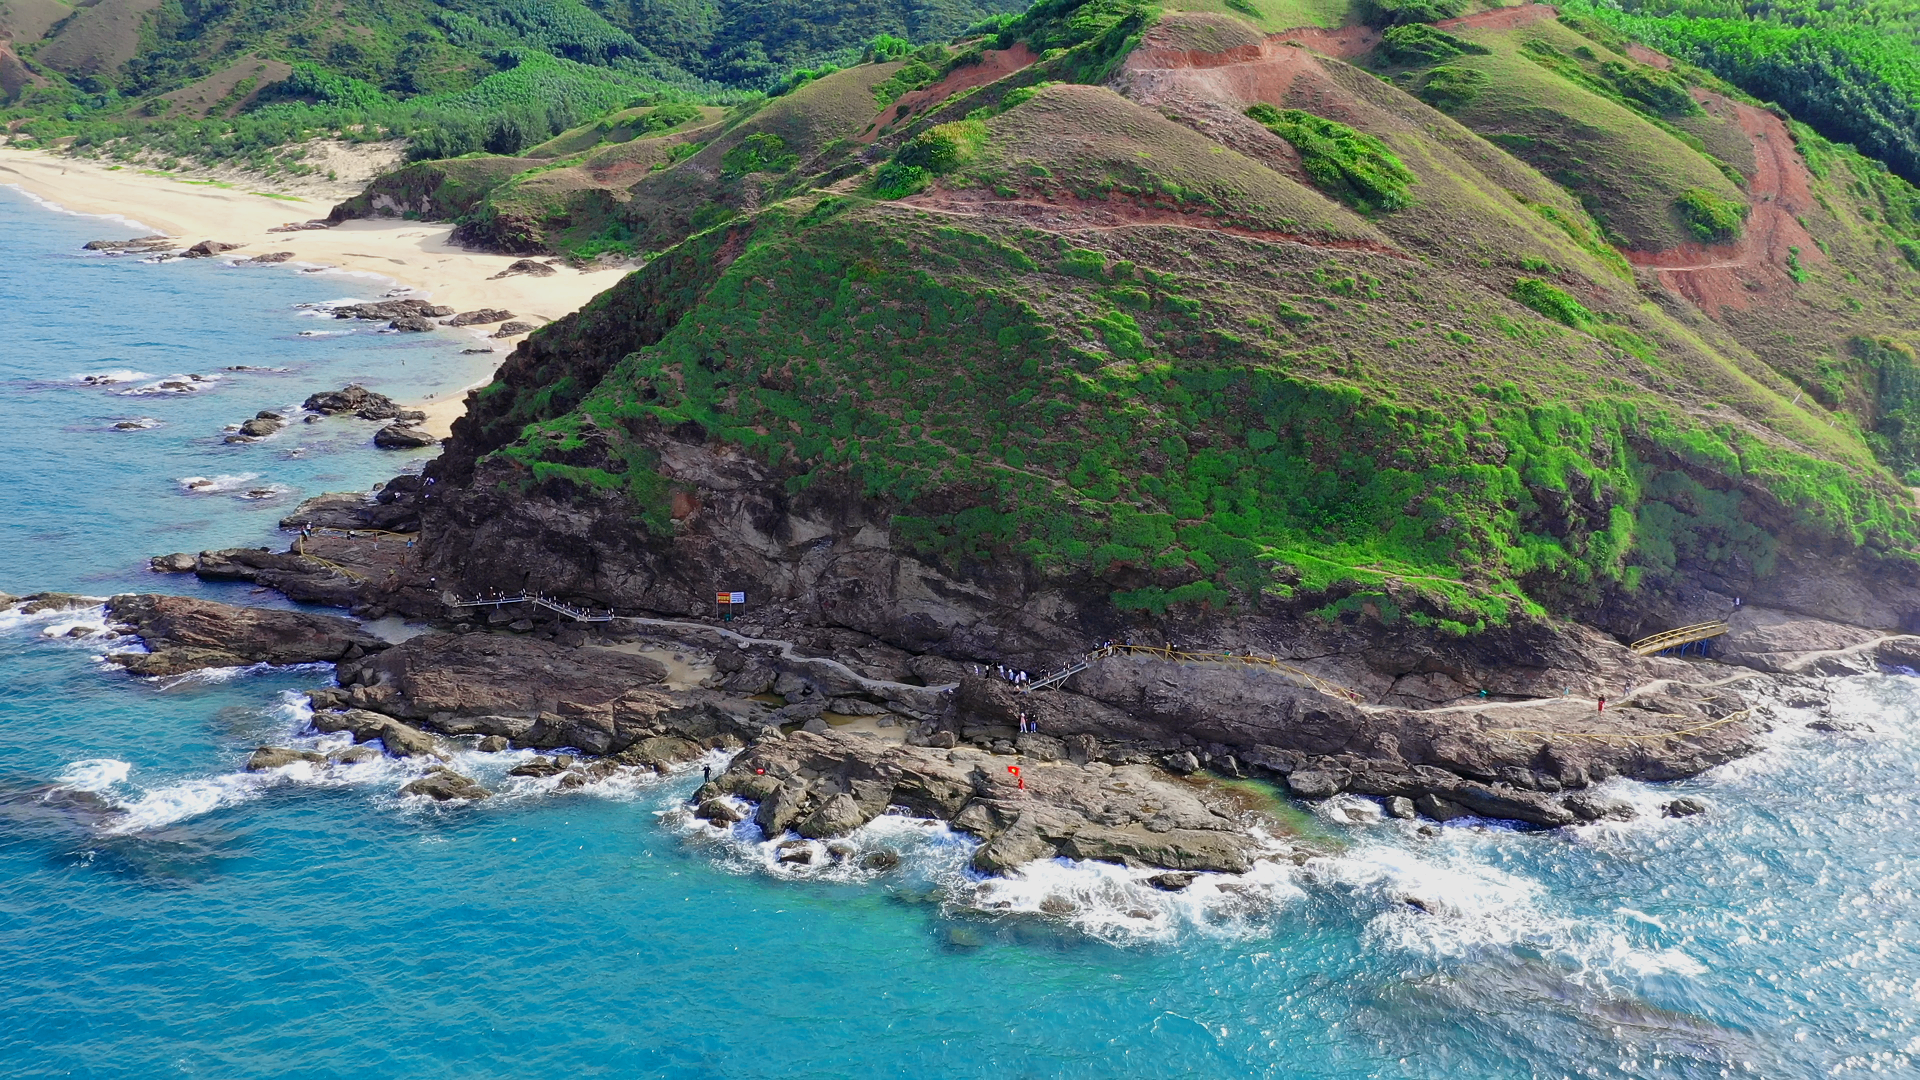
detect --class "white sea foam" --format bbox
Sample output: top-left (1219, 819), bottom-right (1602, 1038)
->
top-left (0, 599), bottom-right (108, 634)
top-left (176, 472), bottom-right (259, 494)
top-left (104, 772), bottom-right (268, 833)
top-left (121, 373), bottom-right (218, 396)
top-left (74, 370), bottom-right (152, 385)
top-left (57, 759), bottom-right (131, 792)
top-left (108, 417), bottom-right (163, 431)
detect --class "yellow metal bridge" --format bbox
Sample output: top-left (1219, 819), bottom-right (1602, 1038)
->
top-left (1629, 621), bottom-right (1730, 657)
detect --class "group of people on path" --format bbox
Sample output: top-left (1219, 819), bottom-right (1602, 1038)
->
top-left (972, 663), bottom-right (1030, 687)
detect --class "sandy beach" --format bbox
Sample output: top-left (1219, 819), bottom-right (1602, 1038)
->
top-left (0, 145), bottom-right (630, 437)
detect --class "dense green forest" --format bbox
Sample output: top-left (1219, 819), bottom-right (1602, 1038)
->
top-left (1564, 1), bottom-right (1920, 184)
top-left (0, 0), bottom-right (1022, 169)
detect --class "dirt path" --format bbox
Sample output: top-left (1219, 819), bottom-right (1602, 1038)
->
top-left (898, 188), bottom-right (1410, 258)
top-left (1622, 73), bottom-right (1823, 313)
top-left (858, 44), bottom-right (1038, 144)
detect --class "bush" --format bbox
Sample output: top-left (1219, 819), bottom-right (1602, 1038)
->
top-left (1380, 24), bottom-right (1489, 65)
top-left (873, 161), bottom-right (931, 198)
top-left (895, 119), bottom-right (987, 173)
top-left (1416, 65), bottom-right (1490, 110)
top-left (1675, 187), bottom-right (1747, 242)
top-left (721, 132), bottom-right (798, 177)
top-left (1511, 277), bottom-right (1594, 328)
top-left (1358, 0), bottom-right (1467, 29)
top-left (1245, 104), bottom-right (1414, 213)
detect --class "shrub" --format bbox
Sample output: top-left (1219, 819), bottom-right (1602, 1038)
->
top-left (1675, 187), bottom-right (1747, 242)
top-left (1358, 0), bottom-right (1467, 29)
top-left (1416, 65), bottom-right (1490, 111)
top-left (873, 161), bottom-right (931, 198)
top-left (721, 132), bottom-right (798, 177)
top-left (1381, 24), bottom-right (1489, 65)
top-left (896, 119), bottom-right (987, 173)
top-left (1511, 277), bottom-right (1594, 328)
top-left (1245, 104), bottom-right (1414, 213)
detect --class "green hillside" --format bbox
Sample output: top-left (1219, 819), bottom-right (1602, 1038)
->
top-left (423, 0), bottom-right (1920, 635)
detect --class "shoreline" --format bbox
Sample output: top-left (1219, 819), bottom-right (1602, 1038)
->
top-left (0, 147), bottom-right (629, 438)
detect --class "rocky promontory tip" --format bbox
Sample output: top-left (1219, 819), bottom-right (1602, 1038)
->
top-left (104, 594), bottom-right (389, 676)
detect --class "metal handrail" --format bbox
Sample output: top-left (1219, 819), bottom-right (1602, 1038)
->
top-left (1629, 621), bottom-right (1730, 656)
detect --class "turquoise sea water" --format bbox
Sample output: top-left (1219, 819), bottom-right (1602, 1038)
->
top-left (3, 184), bottom-right (1918, 1079)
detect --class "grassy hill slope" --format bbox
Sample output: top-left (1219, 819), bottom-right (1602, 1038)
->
top-left (425, 0), bottom-right (1920, 639)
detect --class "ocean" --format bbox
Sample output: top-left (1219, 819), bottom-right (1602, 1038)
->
top-left (2, 182), bottom-right (1916, 1079)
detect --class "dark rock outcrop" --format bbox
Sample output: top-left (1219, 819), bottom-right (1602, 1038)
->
top-left (105, 594), bottom-right (388, 675)
top-left (709, 728), bottom-right (1264, 874)
top-left (329, 299), bottom-right (454, 322)
top-left (490, 259), bottom-right (555, 279)
top-left (83, 236), bottom-right (175, 254)
top-left (302, 385), bottom-right (422, 422)
top-left (402, 767), bottom-right (490, 801)
top-left (182, 240), bottom-right (241, 257)
top-left (225, 411), bottom-right (285, 442)
top-left (373, 423), bottom-right (437, 449)
top-left (388, 315), bottom-right (437, 333)
top-left (491, 321), bottom-right (537, 337)
top-left (238, 252), bottom-right (296, 264)
top-left (448, 309), bottom-right (514, 326)
top-left (280, 491), bottom-right (420, 533)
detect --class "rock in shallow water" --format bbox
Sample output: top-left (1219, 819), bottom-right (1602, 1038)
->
top-left (402, 767), bottom-right (490, 801)
top-left (372, 423), bottom-right (436, 449)
top-left (105, 594), bottom-right (387, 675)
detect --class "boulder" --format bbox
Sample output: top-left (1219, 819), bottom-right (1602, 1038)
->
top-left (796, 793), bottom-right (872, 839)
top-left (612, 735), bottom-right (704, 771)
top-left (373, 423), bottom-right (437, 449)
top-left (477, 736), bottom-right (510, 752)
top-left (245, 747), bottom-right (327, 771)
top-left (238, 251), bottom-right (296, 264)
top-left (1662, 796), bottom-right (1708, 818)
top-left (695, 799), bottom-right (744, 825)
top-left (859, 849), bottom-right (901, 872)
top-left (490, 259), bottom-right (555, 279)
top-left (1386, 796), bottom-right (1417, 820)
top-left (302, 385), bottom-right (408, 420)
top-left (402, 768), bottom-right (490, 801)
top-left (774, 840), bottom-right (813, 865)
top-left (1414, 793), bottom-right (1470, 822)
top-left (83, 236), bottom-right (173, 253)
top-left (1148, 871), bottom-right (1197, 891)
top-left (1565, 792), bottom-right (1636, 822)
top-left (329, 299), bottom-right (453, 322)
top-left (149, 552), bottom-right (196, 573)
top-left (447, 308), bottom-right (514, 326)
top-left (388, 315), bottom-right (437, 333)
top-left (183, 240), bottom-right (241, 257)
top-left (311, 708), bottom-right (439, 758)
top-left (1058, 825), bottom-right (1257, 874)
top-left (491, 321), bottom-right (536, 337)
top-left (970, 824), bottom-right (1059, 874)
top-left (1286, 770), bottom-right (1341, 799)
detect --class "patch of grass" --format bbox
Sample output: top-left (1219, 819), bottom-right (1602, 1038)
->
top-left (721, 132), bottom-right (799, 177)
top-left (1245, 104), bottom-right (1414, 213)
top-left (1675, 186), bottom-right (1747, 242)
top-left (1381, 24), bottom-right (1490, 65)
top-left (1416, 66), bottom-right (1490, 111)
top-left (1512, 277), bottom-right (1594, 328)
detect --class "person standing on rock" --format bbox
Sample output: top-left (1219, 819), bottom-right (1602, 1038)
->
top-left (1598, 695), bottom-right (1606, 713)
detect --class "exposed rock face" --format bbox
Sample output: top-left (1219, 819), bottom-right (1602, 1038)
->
top-left (448, 308), bottom-right (514, 326)
top-left (280, 490), bottom-right (420, 532)
top-left (708, 728), bottom-right (1264, 874)
top-left (388, 315), bottom-right (437, 332)
top-left (174, 547), bottom-right (369, 607)
top-left (302, 385), bottom-right (421, 422)
top-left (149, 553), bottom-right (197, 573)
top-left (373, 423), bottom-right (437, 449)
top-left (491, 321), bottom-right (537, 337)
top-left (104, 594), bottom-right (388, 675)
top-left (182, 240), bottom-right (241, 257)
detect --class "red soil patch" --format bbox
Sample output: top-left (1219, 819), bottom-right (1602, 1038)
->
top-left (1435, 3), bottom-right (1559, 33)
top-left (903, 186), bottom-right (1409, 258)
top-left (1627, 92), bottom-right (1823, 314)
top-left (858, 44), bottom-right (1038, 143)
top-left (1269, 25), bottom-right (1381, 60)
top-left (1624, 43), bottom-right (1672, 70)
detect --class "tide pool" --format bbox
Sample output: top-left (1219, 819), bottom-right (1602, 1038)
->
top-left (2, 184), bottom-right (1917, 1079)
